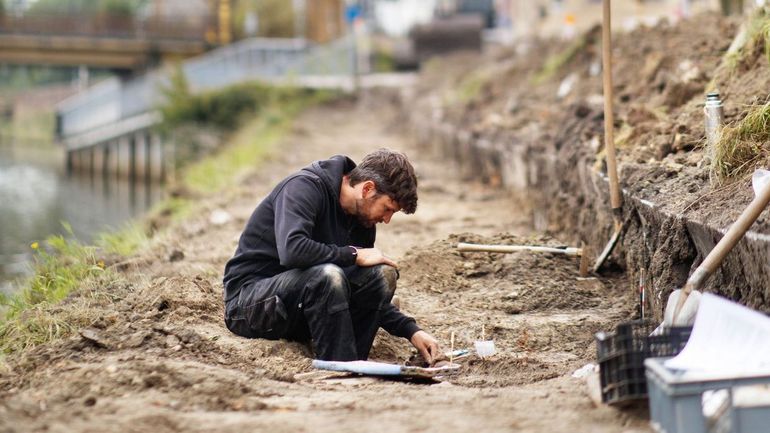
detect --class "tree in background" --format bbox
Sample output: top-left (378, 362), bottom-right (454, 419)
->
top-left (28, 0), bottom-right (148, 16)
top-left (720, 0), bottom-right (745, 15)
top-left (233, 0), bottom-right (295, 39)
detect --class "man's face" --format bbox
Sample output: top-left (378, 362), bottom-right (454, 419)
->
top-left (355, 191), bottom-right (401, 228)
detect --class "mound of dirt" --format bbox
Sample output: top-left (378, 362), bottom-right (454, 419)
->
top-left (368, 233), bottom-right (634, 388)
top-left (410, 11), bottom-right (770, 232)
top-left (1, 101), bottom-right (648, 433)
top-left (400, 233), bottom-right (614, 314)
top-left (407, 11), bottom-right (770, 315)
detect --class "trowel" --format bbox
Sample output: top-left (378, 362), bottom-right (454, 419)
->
top-left (664, 169), bottom-right (770, 327)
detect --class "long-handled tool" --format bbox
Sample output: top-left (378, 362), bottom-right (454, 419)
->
top-left (593, 0), bottom-right (624, 273)
top-left (457, 242), bottom-right (582, 256)
top-left (664, 175), bottom-right (770, 326)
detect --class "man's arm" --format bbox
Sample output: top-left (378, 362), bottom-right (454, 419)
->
top-left (380, 304), bottom-right (440, 363)
top-left (273, 176), bottom-right (356, 269)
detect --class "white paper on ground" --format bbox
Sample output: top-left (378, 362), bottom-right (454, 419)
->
top-left (752, 168), bottom-right (770, 196)
top-left (664, 293), bottom-right (770, 374)
top-left (572, 363), bottom-right (597, 379)
top-left (311, 360), bottom-right (461, 378)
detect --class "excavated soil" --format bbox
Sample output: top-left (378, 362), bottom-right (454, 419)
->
top-left (0, 99), bottom-right (647, 433)
top-left (408, 11), bottom-right (770, 314)
top-left (6, 12), bottom-right (764, 432)
top-left (374, 232), bottom-right (633, 388)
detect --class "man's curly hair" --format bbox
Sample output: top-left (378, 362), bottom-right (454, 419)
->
top-left (348, 148), bottom-right (418, 214)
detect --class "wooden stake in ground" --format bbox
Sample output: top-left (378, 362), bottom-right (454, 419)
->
top-left (450, 331), bottom-right (455, 364)
top-left (593, 0), bottom-right (624, 273)
top-left (579, 241), bottom-right (590, 277)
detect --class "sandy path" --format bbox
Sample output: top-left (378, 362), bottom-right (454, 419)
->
top-left (0, 96), bottom-right (648, 433)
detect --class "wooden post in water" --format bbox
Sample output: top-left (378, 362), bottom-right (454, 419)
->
top-left (149, 133), bottom-right (165, 181)
top-left (117, 136), bottom-right (131, 179)
top-left (134, 131), bottom-right (148, 181)
top-left (93, 144), bottom-right (107, 178)
top-left (107, 139), bottom-right (120, 177)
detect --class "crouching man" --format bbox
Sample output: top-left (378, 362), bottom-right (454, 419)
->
top-left (223, 149), bottom-right (440, 362)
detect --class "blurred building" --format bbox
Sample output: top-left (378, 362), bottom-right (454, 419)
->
top-left (306, 0), bottom-right (345, 43)
top-left (501, 0), bottom-right (724, 41)
top-left (372, 0), bottom-right (438, 37)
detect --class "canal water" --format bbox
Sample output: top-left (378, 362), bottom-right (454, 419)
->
top-left (0, 142), bottom-right (164, 296)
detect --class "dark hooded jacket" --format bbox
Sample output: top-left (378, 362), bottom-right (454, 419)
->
top-left (223, 155), bottom-right (419, 338)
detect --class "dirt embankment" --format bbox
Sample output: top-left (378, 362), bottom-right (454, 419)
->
top-left (0, 99), bottom-right (648, 433)
top-left (407, 11), bottom-right (770, 316)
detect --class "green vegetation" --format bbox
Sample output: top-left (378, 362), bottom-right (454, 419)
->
top-left (737, 13), bottom-right (770, 67)
top-left (96, 223), bottom-right (149, 257)
top-left (0, 109), bottom-right (56, 145)
top-left (0, 224), bottom-right (113, 354)
top-left (233, 0), bottom-right (296, 38)
top-left (532, 35), bottom-right (588, 84)
top-left (710, 102), bottom-right (770, 181)
top-left (0, 276), bottom-right (118, 355)
top-left (28, 0), bottom-right (147, 16)
top-left (1, 81), bottom-right (337, 356)
top-left (160, 69), bottom-right (311, 131)
top-left (183, 109), bottom-right (287, 194)
top-left (180, 87), bottom-right (334, 195)
top-left (160, 68), bottom-right (335, 188)
top-left (3, 226), bottom-right (103, 312)
top-left (456, 71), bottom-right (487, 104)
top-left (371, 50), bottom-right (396, 73)
top-left (720, 0), bottom-right (745, 16)
top-left (711, 10), bottom-right (770, 90)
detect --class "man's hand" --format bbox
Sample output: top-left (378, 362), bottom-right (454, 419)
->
top-left (410, 330), bottom-right (440, 365)
top-left (355, 247), bottom-right (398, 268)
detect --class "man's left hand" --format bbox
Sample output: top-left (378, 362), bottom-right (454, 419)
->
top-left (410, 330), bottom-right (440, 365)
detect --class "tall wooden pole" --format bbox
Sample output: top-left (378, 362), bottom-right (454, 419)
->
top-left (602, 0), bottom-right (621, 213)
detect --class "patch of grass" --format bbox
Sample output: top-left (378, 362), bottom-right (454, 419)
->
top-left (532, 35), bottom-right (588, 85)
top-left (738, 12), bottom-right (770, 65)
top-left (0, 110), bottom-right (56, 145)
top-left (159, 69), bottom-right (309, 132)
top-left (0, 274), bottom-right (120, 355)
top-left (0, 82), bottom-right (337, 356)
top-left (0, 224), bottom-right (114, 353)
top-left (182, 111), bottom-right (286, 194)
top-left (614, 123), bottom-right (635, 149)
top-left (710, 11), bottom-right (770, 90)
top-left (456, 72), bottom-right (486, 104)
top-left (148, 196), bottom-right (195, 225)
top-left (371, 50), bottom-right (396, 73)
top-left (710, 102), bottom-right (770, 181)
top-left (96, 222), bottom-right (148, 256)
top-left (181, 90), bottom-right (334, 194)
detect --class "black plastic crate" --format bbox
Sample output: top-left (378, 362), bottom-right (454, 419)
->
top-left (595, 320), bottom-right (692, 406)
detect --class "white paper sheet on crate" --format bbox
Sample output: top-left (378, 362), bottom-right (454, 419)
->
top-left (664, 293), bottom-right (770, 374)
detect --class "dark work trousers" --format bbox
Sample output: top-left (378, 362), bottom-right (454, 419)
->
top-left (225, 264), bottom-right (398, 361)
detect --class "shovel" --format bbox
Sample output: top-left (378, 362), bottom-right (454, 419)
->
top-left (665, 170), bottom-right (770, 326)
top-left (594, 0), bottom-right (624, 273)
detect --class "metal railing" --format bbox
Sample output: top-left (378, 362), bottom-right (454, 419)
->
top-left (57, 36), bottom-right (355, 144)
top-left (0, 13), bottom-right (209, 40)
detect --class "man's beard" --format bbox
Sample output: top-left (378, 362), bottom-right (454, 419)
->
top-left (354, 198), bottom-right (376, 227)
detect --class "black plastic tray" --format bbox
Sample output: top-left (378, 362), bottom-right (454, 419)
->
top-left (595, 319), bottom-right (692, 406)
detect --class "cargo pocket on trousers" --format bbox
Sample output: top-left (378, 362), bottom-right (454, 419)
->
top-left (243, 295), bottom-right (288, 339)
top-left (224, 298), bottom-right (252, 338)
